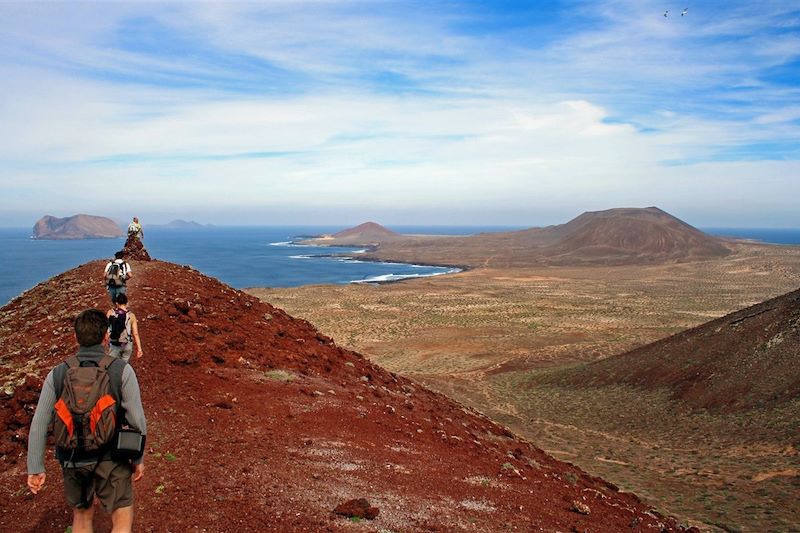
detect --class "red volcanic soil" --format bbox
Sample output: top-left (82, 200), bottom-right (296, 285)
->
top-left (32, 214), bottom-right (124, 240)
top-left (558, 287), bottom-right (800, 413)
top-left (0, 255), bottom-right (696, 532)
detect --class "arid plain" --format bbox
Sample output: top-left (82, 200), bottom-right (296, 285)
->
top-left (249, 240), bottom-right (800, 532)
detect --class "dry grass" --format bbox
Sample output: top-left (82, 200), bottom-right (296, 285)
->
top-left (248, 242), bottom-right (800, 532)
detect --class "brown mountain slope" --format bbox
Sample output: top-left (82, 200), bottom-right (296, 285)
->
top-left (303, 222), bottom-right (402, 247)
top-left (356, 207), bottom-right (731, 268)
top-left (552, 287), bottom-right (800, 413)
top-left (534, 207), bottom-right (731, 265)
top-left (333, 221), bottom-right (400, 240)
top-left (0, 257), bottom-right (695, 531)
top-left (32, 214), bottom-right (124, 240)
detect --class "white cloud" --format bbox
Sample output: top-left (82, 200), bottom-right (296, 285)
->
top-left (0, 1), bottom-right (798, 226)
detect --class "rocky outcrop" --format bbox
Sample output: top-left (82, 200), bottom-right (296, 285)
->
top-left (32, 214), bottom-right (124, 240)
top-left (121, 234), bottom-right (152, 261)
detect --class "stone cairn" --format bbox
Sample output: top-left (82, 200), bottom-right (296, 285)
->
top-left (122, 234), bottom-right (152, 261)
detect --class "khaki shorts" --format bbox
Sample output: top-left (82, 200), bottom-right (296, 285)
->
top-left (62, 460), bottom-right (133, 512)
top-left (108, 343), bottom-right (133, 362)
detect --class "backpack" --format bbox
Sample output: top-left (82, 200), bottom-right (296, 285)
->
top-left (105, 261), bottom-right (126, 288)
top-left (52, 355), bottom-right (123, 462)
top-left (109, 310), bottom-right (130, 346)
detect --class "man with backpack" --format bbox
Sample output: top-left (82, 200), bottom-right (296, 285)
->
top-left (104, 251), bottom-right (131, 305)
top-left (127, 217), bottom-right (143, 241)
top-left (107, 293), bottom-right (143, 362)
top-left (27, 309), bottom-right (147, 533)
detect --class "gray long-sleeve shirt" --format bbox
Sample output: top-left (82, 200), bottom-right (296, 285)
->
top-left (27, 345), bottom-right (147, 474)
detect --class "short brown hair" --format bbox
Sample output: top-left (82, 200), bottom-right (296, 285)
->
top-left (74, 309), bottom-right (108, 347)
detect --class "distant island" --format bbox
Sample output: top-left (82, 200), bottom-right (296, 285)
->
top-left (32, 214), bottom-right (124, 240)
top-left (148, 219), bottom-right (213, 229)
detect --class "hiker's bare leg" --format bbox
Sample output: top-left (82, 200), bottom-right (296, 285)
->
top-left (72, 505), bottom-right (94, 533)
top-left (111, 505), bottom-right (134, 533)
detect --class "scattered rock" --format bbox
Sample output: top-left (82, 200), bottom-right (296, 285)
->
top-left (16, 375), bottom-right (43, 404)
top-left (333, 498), bottom-right (379, 520)
top-left (571, 500), bottom-right (590, 515)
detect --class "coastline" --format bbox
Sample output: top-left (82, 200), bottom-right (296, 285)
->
top-left (288, 239), bottom-right (468, 285)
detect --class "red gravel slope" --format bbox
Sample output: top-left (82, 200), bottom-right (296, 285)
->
top-left (0, 258), bottom-right (696, 532)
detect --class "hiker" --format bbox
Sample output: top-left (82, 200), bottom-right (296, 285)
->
top-left (106, 293), bottom-right (143, 362)
top-left (104, 251), bottom-right (131, 305)
top-left (127, 217), bottom-right (143, 241)
top-left (27, 308), bottom-right (147, 533)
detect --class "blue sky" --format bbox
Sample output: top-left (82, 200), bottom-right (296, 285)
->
top-left (0, 1), bottom-right (798, 227)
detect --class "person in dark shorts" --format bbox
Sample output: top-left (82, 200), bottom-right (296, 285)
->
top-left (27, 309), bottom-right (147, 533)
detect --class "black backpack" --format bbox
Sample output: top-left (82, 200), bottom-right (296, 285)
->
top-left (109, 310), bottom-right (129, 346)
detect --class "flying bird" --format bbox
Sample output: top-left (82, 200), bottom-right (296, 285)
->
top-left (664, 9), bottom-right (669, 17)
top-left (682, 8), bottom-right (688, 16)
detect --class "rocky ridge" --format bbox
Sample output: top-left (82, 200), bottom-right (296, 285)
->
top-left (0, 248), bottom-right (697, 531)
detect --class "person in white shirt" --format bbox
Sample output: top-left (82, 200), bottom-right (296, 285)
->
top-left (127, 217), bottom-right (143, 241)
top-left (103, 251), bottom-right (131, 305)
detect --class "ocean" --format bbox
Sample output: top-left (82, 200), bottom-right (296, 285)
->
top-left (0, 225), bottom-right (521, 307)
top-left (1, 225), bottom-right (798, 307)
top-left (701, 227), bottom-right (800, 246)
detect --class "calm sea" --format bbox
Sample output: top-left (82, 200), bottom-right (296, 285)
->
top-left (0, 225), bottom-right (523, 306)
top-left (701, 227), bottom-right (800, 246)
